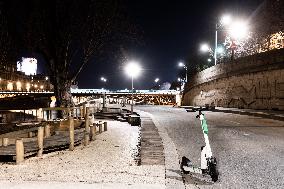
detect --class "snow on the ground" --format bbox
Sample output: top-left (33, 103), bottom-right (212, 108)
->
top-left (0, 120), bottom-right (165, 186)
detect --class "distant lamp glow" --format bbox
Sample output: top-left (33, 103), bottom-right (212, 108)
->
top-left (100, 77), bottom-right (107, 82)
top-left (216, 46), bottom-right (224, 54)
top-left (200, 43), bottom-right (210, 52)
top-left (155, 78), bottom-right (160, 83)
top-left (207, 58), bottom-right (212, 62)
top-left (45, 76), bottom-right (48, 80)
top-left (40, 85), bottom-right (44, 89)
top-left (7, 82), bottom-right (13, 91)
top-left (26, 83), bottom-right (30, 91)
top-left (125, 61), bottom-right (141, 78)
top-left (177, 77), bottom-right (181, 82)
top-left (16, 81), bottom-right (22, 91)
top-left (34, 84), bottom-right (38, 88)
top-left (229, 21), bottom-right (248, 39)
top-left (178, 62), bottom-right (185, 67)
top-left (220, 15), bottom-right (231, 25)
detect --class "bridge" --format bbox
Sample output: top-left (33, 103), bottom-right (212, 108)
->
top-left (0, 89), bottom-right (181, 106)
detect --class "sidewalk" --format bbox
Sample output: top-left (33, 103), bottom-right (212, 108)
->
top-left (181, 106), bottom-right (284, 121)
top-left (0, 120), bottom-right (165, 189)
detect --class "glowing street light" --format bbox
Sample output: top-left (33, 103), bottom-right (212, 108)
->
top-left (16, 81), bottom-right (22, 91)
top-left (154, 78), bottom-right (160, 83)
top-left (220, 15), bottom-right (231, 26)
top-left (229, 20), bottom-right (249, 39)
top-left (125, 61), bottom-right (142, 114)
top-left (214, 14), bottom-right (249, 64)
top-left (7, 82), bottom-right (13, 91)
top-left (200, 44), bottom-right (210, 53)
top-left (26, 83), bottom-right (30, 91)
top-left (100, 77), bottom-right (107, 82)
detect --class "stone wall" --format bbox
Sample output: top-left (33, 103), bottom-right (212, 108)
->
top-left (183, 48), bottom-right (284, 110)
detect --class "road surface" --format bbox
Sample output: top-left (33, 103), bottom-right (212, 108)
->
top-left (136, 105), bottom-right (284, 189)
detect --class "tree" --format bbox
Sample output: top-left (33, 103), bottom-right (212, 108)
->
top-left (4, 0), bottom-right (138, 107)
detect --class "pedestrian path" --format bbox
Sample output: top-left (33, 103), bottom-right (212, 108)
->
top-left (140, 115), bottom-right (165, 165)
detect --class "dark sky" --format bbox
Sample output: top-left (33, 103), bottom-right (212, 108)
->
top-left (71, 0), bottom-right (263, 90)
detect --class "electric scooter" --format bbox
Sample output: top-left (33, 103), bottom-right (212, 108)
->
top-left (180, 109), bottom-right (219, 182)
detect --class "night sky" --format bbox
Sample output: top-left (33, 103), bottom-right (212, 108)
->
top-left (77, 0), bottom-right (263, 90)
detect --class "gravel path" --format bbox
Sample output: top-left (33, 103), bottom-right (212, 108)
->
top-left (0, 120), bottom-right (165, 188)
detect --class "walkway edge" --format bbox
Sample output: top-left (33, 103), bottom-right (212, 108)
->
top-left (137, 110), bottom-right (186, 189)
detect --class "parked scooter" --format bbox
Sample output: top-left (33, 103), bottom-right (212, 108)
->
top-left (180, 109), bottom-right (219, 182)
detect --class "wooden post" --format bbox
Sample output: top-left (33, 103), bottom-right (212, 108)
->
top-left (84, 130), bottom-right (89, 146)
top-left (28, 132), bottom-right (33, 138)
top-left (44, 124), bottom-right (51, 138)
top-left (37, 126), bottom-right (44, 157)
top-left (98, 123), bottom-right (102, 133)
top-left (83, 104), bottom-right (86, 118)
top-left (16, 139), bottom-right (24, 164)
top-left (75, 108), bottom-right (78, 119)
top-left (85, 107), bottom-right (90, 133)
top-left (80, 106), bottom-right (83, 119)
top-left (2, 138), bottom-right (9, 146)
top-left (89, 124), bottom-right (94, 141)
top-left (69, 117), bottom-right (74, 151)
top-left (36, 109), bottom-right (38, 121)
top-left (103, 122), bottom-right (107, 131)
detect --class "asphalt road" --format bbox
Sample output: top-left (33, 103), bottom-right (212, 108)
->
top-left (135, 105), bottom-right (284, 189)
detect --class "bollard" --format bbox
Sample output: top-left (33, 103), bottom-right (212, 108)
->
top-left (103, 122), bottom-right (107, 131)
top-left (37, 126), bottom-right (44, 157)
top-left (84, 130), bottom-right (89, 146)
top-left (69, 117), bottom-right (75, 151)
top-left (44, 124), bottom-right (51, 138)
top-left (16, 139), bottom-right (24, 164)
top-left (83, 104), bottom-right (86, 118)
top-left (98, 123), bottom-right (102, 133)
top-left (28, 132), bottom-right (33, 138)
top-left (3, 138), bottom-right (9, 146)
top-left (93, 123), bottom-right (97, 134)
top-left (80, 106), bottom-right (84, 119)
top-left (89, 124), bottom-right (94, 141)
top-left (85, 107), bottom-right (90, 133)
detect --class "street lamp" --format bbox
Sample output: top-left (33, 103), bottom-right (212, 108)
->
top-left (100, 77), bottom-right (107, 82)
top-left (154, 78), bottom-right (159, 83)
top-left (125, 61), bottom-right (141, 114)
top-left (214, 14), bottom-right (248, 64)
top-left (178, 62), bottom-right (188, 82)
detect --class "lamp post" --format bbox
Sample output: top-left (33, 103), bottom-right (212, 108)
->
top-left (214, 15), bottom-right (231, 65)
top-left (125, 61), bottom-right (141, 114)
top-left (100, 77), bottom-right (107, 107)
top-left (178, 62), bottom-right (188, 82)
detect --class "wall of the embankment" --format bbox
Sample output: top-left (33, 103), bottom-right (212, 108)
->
top-left (183, 48), bottom-right (284, 110)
